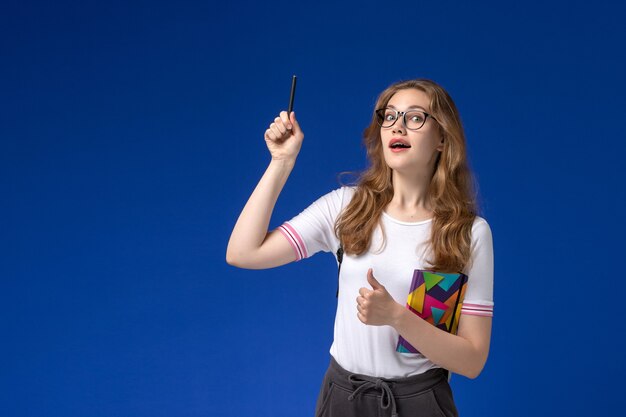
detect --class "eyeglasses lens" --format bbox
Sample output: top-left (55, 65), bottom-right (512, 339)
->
top-left (376, 109), bottom-right (426, 130)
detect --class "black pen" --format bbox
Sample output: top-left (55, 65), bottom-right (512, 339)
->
top-left (288, 75), bottom-right (297, 116)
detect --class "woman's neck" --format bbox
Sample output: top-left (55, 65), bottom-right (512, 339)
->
top-left (387, 170), bottom-right (433, 218)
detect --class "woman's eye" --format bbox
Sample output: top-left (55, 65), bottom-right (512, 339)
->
top-left (385, 113), bottom-right (397, 121)
top-left (409, 113), bottom-right (424, 123)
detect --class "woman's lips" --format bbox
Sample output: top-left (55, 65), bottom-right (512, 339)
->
top-left (389, 138), bottom-right (411, 153)
top-left (390, 147), bottom-right (410, 153)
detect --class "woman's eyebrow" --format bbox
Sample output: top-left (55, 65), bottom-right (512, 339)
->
top-left (387, 104), bottom-right (428, 111)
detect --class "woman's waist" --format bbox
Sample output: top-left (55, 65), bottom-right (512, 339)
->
top-left (327, 355), bottom-right (448, 396)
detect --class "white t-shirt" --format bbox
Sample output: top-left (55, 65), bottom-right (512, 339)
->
top-left (278, 186), bottom-right (494, 378)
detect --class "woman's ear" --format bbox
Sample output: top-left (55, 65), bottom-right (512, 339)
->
top-left (436, 137), bottom-right (444, 152)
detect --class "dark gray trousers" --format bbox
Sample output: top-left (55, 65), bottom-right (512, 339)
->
top-left (315, 357), bottom-right (459, 417)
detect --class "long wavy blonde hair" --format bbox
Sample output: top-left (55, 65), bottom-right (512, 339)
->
top-left (334, 79), bottom-right (478, 273)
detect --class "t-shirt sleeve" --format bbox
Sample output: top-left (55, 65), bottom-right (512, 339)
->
top-left (460, 217), bottom-right (495, 317)
top-left (277, 187), bottom-right (353, 261)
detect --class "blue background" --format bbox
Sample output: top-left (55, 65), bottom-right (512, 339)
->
top-left (2, 0), bottom-right (625, 416)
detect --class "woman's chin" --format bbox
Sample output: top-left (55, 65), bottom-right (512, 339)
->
top-left (384, 159), bottom-right (414, 172)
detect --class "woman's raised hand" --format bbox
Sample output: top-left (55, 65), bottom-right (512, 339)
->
top-left (264, 111), bottom-right (304, 162)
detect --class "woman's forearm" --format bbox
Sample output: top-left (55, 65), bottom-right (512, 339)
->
top-left (391, 306), bottom-right (490, 379)
top-left (226, 158), bottom-right (295, 264)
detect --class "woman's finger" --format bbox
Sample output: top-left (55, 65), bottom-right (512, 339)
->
top-left (291, 112), bottom-right (303, 136)
top-left (269, 123), bottom-right (283, 139)
top-left (265, 129), bottom-right (276, 141)
top-left (357, 312), bottom-right (366, 324)
top-left (280, 111), bottom-right (292, 130)
top-left (274, 117), bottom-right (287, 135)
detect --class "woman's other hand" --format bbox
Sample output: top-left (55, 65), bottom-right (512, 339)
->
top-left (356, 269), bottom-right (404, 327)
top-left (264, 111), bottom-right (303, 162)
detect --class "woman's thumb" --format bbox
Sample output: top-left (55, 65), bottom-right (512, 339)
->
top-left (290, 111), bottom-right (300, 130)
top-left (367, 268), bottom-right (383, 290)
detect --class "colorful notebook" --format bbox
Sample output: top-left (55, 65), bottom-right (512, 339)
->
top-left (396, 269), bottom-right (468, 354)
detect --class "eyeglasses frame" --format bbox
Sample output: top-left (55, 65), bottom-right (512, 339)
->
top-left (375, 108), bottom-right (438, 131)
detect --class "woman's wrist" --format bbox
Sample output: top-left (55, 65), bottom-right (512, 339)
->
top-left (270, 157), bottom-right (296, 169)
top-left (389, 302), bottom-right (408, 329)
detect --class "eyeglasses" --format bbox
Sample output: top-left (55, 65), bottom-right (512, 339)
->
top-left (375, 108), bottom-right (437, 131)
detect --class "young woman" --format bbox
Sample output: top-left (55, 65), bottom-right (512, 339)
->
top-left (226, 79), bottom-right (494, 417)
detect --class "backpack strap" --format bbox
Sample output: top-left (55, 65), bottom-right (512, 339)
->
top-left (335, 244), bottom-right (344, 298)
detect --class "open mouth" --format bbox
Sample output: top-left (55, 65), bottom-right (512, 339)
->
top-left (389, 139), bottom-right (411, 149)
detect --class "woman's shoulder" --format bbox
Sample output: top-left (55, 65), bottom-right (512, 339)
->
top-left (304, 185), bottom-right (357, 216)
top-left (471, 215), bottom-right (493, 241)
top-left (321, 185), bottom-right (357, 204)
top-left (333, 184), bottom-right (357, 193)
top-left (472, 215), bottom-right (489, 227)
top-left (339, 185), bottom-right (357, 196)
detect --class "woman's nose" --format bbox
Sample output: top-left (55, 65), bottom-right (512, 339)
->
top-left (392, 119), bottom-right (405, 134)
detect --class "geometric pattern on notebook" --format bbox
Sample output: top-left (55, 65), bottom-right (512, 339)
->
top-left (397, 269), bottom-right (468, 354)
